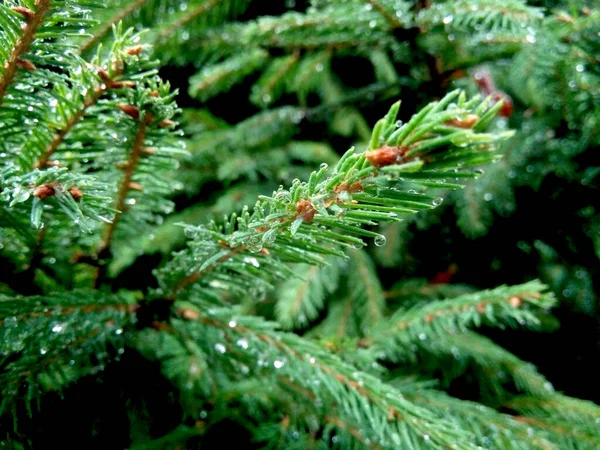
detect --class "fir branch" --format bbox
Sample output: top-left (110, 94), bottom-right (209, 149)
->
top-left (97, 113), bottom-right (150, 260)
top-left (168, 310), bottom-right (474, 448)
top-left (365, 281), bottom-right (555, 354)
top-left (78, 0), bottom-right (149, 54)
top-left (35, 63), bottom-right (125, 169)
top-left (0, 0), bottom-right (51, 103)
top-left (158, 91), bottom-right (513, 297)
top-left (157, 0), bottom-right (223, 40)
top-left (364, 0), bottom-right (404, 29)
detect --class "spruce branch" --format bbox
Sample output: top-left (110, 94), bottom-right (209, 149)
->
top-left (0, 0), bottom-right (51, 104)
top-left (35, 62), bottom-right (126, 169)
top-left (156, 0), bottom-right (223, 40)
top-left (78, 0), bottom-right (149, 54)
top-left (0, 290), bottom-right (137, 412)
top-left (367, 281), bottom-right (555, 357)
top-left (150, 310), bottom-right (476, 448)
top-left (158, 90), bottom-right (512, 298)
top-left (97, 111), bottom-right (149, 261)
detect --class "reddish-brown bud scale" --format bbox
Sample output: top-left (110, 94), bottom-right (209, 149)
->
top-left (296, 199), bottom-right (317, 222)
top-left (68, 186), bottom-right (84, 200)
top-left (128, 182), bottom-right (143, 191)
top-left (445, 114), bottom-right (479, 129)
top-left (34, 184), bottom-right (56, 200)
top-left (126, 46), bottom-right (144, 56)
top-left (110, 81), bottom-right (136, 89)
top-left (117, 104), bottom-right (140, 119)
top-left (365, 145), bottom-right (405, 168)
top-left (11, 6), bottom-right (33, 20)
top-left (97, 68), bottom-right (111, 84)
top-left (509, 296), bottom-right (522, 308)
top-left (158, 118), bottom-right (175, 128)
top-left (16, 59), bottom-right (36, 71)
top-left (491, 91), bottom-right (514, 118)
top-left (179, 309), bottom-right (200, 320)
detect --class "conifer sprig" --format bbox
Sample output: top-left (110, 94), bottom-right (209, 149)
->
top-left (158, 90), bottom-right (512, 300)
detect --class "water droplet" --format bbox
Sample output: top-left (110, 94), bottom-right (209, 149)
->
top-left (40, 348), bottom-right (47, 355)
top-left (443, 15), bottom-right (453, 24)
top-left (576, 64), bottom-right (584, 73)
top-left (315, 63), bottom-right (324, 72)
top-left (273, 360), bottom-right (284, 369)
top-left (418, 333), bottom-right (427, 341)
top-left (126, 198), bottom-right (136, 205)
top-left (214, 343), bottom-right (226, 354)
top-left (237, 338), bottom-right (248, 349)
top-left (52, 324), bottom-right (63, 333)
top-left (432, 197), bottom-right (444, 206)
top-left (369, 19), bottom-right (377, 28)
top-left (374, 235), bottom-right (387, 247)
top-left (483, 193), bottom-right (493, 201)
top-left (246, 235), bottom-right (263, 253)
top-left (228, 320), bottom-right (237, 328)
top-left (184, 227), bottom-right (198, 239)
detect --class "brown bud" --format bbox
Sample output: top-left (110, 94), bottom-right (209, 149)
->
top-left (110, 81), bottom-right (136, 89)
top-left (476, 303), bottom-right (487, 314)
top-left (179, 309), bottom-right (200, 320)
top-left (11, 6), bottom-right (33, 20)
top-left (117, 104), bottom-right (140, 119)
top-left (68, 186), bottom-right (83, 200)
top-left (126, 46), bottom-right (144, 56)
top-left (97, 68), bottom-right (111, 84)
top-left (158, 118), bottom-right (175, 128)
top-left (365, 145), bottom-right (404, 168)
top-left (491, 91), bottom-right (514, 118)
top-left (142, 147), bottom-right (156, 155)
top-left (296, 199), bottom-right (317, 222)
top-left (425, 313), bottom-right (434, 323)
top-left (34, 184), bottom-right (56, 200)
top-left (128, 182), bottom-right (143, 191)
top-left (148, 90), bottom-right (160, 97)
top-left (258, 248), bottom-right (270, 255)
top-left (445, 114), bottom-right (479, 129)
top-left (17, 59), bottom-right (36, 71)
top-left (509, 296), bottom-right (522, 308)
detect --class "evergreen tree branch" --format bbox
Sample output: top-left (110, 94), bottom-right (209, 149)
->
top-left (78, 0), bottom-right (149, 54)
top-left (0, 0), bottom-right (51, 104)
top-left (158, 91), bottom-right (513, 298)
top-left (160, 310), bottom-right (476, 448)
top-left (364, 0), bottom-right (404, 29)
top-left (157, 0), bottom-right (223, 40)
top-left (0, 291), bottom-right (137, 412)
top-left (97, 112), bottom-right (150, 261)
top-left (367, 281), bottom-right (555, 354)
top-left (35, 62), bottom-right (125, 169)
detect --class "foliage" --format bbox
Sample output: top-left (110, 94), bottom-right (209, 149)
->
top-left (0, 0), bottom-right (599, 448)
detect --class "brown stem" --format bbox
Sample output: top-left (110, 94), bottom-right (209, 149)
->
top-left (157, 0), bottom-right (222, 40)
top-left (35, 64), bottom-right (124, 168)
top-left (79, 0), bottom-right (149, 54)
top-left (171, 245), bottom-right (247, 295)
top-left (0, 0), bottom-right (51, 104)
top-left (365, 0), bottom-right (404, 29)
top-left (95, 115), bottom-right (149, 267)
